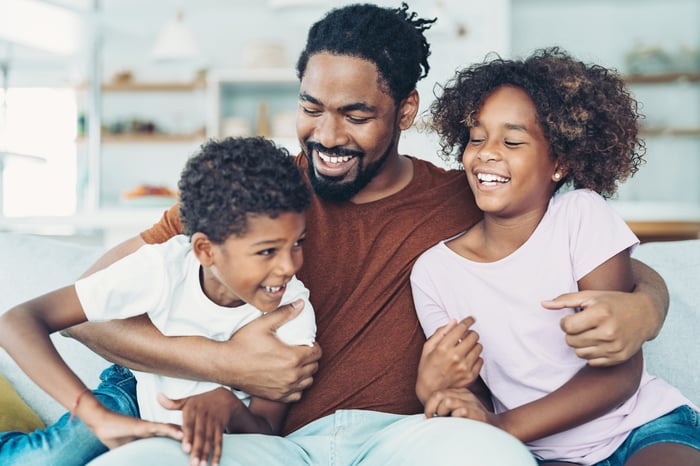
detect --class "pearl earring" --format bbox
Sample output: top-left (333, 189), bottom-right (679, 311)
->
top-left (554, 173), bottom-right (561, 180)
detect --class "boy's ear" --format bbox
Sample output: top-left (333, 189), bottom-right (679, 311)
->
top-left (191, 232), bottom-right (215, 266)
top-left (398, 89), bottom-right (420, 131)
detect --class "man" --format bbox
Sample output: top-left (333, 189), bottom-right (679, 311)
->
top-left (74, 4), bottom-right (668, 465)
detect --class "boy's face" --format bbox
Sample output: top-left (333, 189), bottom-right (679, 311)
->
top-left (296, 52), bottom-right (403, 202)
top-left (199, 212), bottom-right (306, 312)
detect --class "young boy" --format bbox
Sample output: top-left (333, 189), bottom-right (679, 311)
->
top-left (0, 136), bottom-right (316, 466)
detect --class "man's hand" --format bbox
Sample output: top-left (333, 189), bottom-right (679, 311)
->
top-left (220, 300), bottom-right (321, 402)
top-left (416, 318), bottom-right (483, 404)
top-left (542, 289), bottom-right (654, 367)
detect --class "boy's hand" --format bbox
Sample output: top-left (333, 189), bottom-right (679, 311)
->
top-left (89, 408), bottom-right (183, 450)
top-left (159, 388), bottom-right (240, 466)
top-left (416, 317), bottom-right (483, 404)
top-left (220, 300), bottom-right (321, 402)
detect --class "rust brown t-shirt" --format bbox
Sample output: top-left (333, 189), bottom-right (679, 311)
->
top-left (141, 154), bottom-right (481, 434)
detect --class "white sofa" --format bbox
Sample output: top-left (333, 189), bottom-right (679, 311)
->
top-left (0, 232), bottom-right (698, 426)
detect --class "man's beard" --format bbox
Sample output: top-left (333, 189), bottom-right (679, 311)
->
top-left (304, 140), bottom-right (394, 202)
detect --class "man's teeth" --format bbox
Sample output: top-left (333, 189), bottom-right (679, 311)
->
top-left (263, 285), bottom-right (283, 293)
top-left (477, 173), bottom-right (510, 183)
top-left (319, 152), bottom-right (352, 164)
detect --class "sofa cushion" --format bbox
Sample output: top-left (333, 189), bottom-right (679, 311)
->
top-left (0, 232), bottom-right (110, 425)
top-left (0, 375), bottom-right (45, 433)
top-left (632, 239), bottom-right (700, 406)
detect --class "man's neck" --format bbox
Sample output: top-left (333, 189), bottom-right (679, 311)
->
top-left (350, 154), bottom-right (414, 204)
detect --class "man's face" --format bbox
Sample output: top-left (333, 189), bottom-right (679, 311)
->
top-left (296, 53), bottom-right (400, 202)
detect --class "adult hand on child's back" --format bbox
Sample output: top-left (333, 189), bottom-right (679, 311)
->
top-left (542, 289), bottom-right (647, 367)
top-left (416, 317), bottom-right (483, 404)
top-left (220, 300), bottom-right (321, 402)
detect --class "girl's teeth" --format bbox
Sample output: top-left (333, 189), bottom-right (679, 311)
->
top-left (319, 153), bottom-right (352, 164)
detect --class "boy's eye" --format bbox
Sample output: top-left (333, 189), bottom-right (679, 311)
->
top-left (293, 237), bottom-right (306, 248)
top-left (257, 248), bottom-right (276, 256)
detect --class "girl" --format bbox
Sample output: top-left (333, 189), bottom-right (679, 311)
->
top-left (410, 48), bottom-right (700, 465)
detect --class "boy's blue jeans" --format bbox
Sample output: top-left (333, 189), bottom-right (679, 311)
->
top-left (0, 365), bottom-right (139, 466)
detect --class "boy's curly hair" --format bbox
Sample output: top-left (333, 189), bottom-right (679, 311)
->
top-left (430, 47), bottom-right (646, 197)
top-left (178, 137), bottom-right (311, 243)
top-left (296, 2), bottom-right (436, 103)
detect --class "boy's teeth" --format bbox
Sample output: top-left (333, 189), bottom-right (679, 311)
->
top-left (264, 285), bottom-right (282, 292)
top-left (319, 152), bottom-right (352, 164)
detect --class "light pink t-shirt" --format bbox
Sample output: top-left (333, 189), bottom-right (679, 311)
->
top-left (411, 189), bottom-right (694, 464)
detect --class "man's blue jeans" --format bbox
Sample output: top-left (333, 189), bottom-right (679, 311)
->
top-left (0, 365), bottom-right (138, 466)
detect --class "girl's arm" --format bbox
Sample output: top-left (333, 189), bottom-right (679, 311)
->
top-left (0, 286), bottom-right (182, 447)
top-left (431, 249), bottom-right (643, 442)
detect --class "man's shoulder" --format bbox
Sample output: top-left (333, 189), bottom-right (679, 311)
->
top-left (408, 156), bottom-right (465, 188)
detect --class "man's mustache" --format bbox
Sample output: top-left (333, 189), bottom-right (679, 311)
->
top-left (305, 142), bottom-right (364, 159)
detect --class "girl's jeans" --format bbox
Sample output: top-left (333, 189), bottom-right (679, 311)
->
top-left (0, 365), bottom-right (138, 466)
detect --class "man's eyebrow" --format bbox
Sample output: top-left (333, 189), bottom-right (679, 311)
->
top-left (299, 92), bottom-right (321, 105)
top-left (299, 92), bottom-right (376, 113)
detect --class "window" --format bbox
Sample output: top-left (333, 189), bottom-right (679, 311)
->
top-left (0, 87), bottom-right (77, 217)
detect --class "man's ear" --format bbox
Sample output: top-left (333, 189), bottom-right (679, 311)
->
top-left (398, 89), bottom-right (420, 131)
top-left (191, 232), bottom-right (215, 267)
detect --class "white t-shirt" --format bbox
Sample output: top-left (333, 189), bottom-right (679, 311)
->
top-left (411, 189), bottom-right (694, 464)
top-left (76, 234), bottom-right (316, 424)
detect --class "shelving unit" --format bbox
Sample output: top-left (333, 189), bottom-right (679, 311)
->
top-left (77, 79), bottom-right (207, 209)
top-left (206, 68), bottom-right (300, 153)
top-left (623, 72), bottom-right (700, 138)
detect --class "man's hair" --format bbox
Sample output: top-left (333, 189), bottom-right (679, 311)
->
top-left (296, 2), bottom-right (436, 103)
top-left (178, 137), bottom-right (311, 243)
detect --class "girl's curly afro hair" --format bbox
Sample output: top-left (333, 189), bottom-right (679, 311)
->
top-left (430, 47), bottom-right (646, 197)
top-left (178, 137), bottom-right (310, 243)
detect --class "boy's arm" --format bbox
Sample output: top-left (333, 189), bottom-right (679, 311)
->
top-left (63, 235), bottom-right (321, 402)
top-left (543, 258), bottom-right (668, 366)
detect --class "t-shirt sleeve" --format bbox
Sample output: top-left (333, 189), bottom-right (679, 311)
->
top-left (410, 251), bottom-right (452, 339)
top-left (567, 190), bottom-right (639, 282)
top-left (140, 203), bottom-right (183, 245)
top-left (75, 244), bottom-right (169, 322)
top-left (275, 275), bottom-right (317, 346)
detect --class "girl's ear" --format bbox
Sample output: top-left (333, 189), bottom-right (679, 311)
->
top-left (398, 89), bottom-right (420, 131)
top-left (552, 161), bottom-right (567, 182)
top-left (191, 232), bottom-right (215, 267)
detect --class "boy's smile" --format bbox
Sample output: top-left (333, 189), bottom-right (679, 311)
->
top-left (197, 212), bottom-right (307, 312)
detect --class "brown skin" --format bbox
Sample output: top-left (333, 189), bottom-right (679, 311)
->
top-left (419, 85), bottom-right (643, 443)
top-left (66, 53), bottom-right (668, 462)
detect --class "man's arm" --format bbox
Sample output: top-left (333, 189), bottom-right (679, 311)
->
top-left (63, 235), bottom-right (321, 402)
top-left (542, 258), bottom-right (668, 366)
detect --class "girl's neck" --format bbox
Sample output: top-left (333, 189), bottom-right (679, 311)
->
top-left (450, 205), bottom-right (548, 263)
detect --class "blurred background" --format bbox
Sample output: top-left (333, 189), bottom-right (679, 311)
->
top-left (0, 0), bottom-right (698, 247)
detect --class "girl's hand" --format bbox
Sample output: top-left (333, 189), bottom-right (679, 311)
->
top-left (416, 317), bottom-right (483, 403)
top-left (159, 388), bottom-right (242, 466)
top-left (425, 387), bottom-right (502, 429)
top-left (89, 408), bottom-right (183, 449)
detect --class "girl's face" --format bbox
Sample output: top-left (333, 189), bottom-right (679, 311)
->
top-left (461, 85), bottom-right (560, 220)
top-left (196, 212), bottom-right (306, 312)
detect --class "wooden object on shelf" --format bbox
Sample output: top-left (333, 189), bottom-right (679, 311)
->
top-left (626, 220), bottom-right (700, 243)
top-left (623, 72), bottom-right (700, 84)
